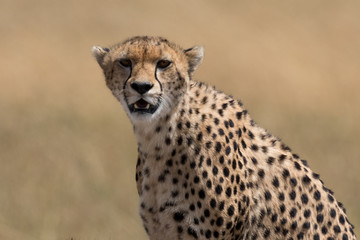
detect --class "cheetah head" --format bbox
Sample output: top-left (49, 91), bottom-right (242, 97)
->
top-left (92, 36), bottom-right (204, 123)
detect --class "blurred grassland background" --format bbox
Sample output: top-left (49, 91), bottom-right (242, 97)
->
top-left (0, 0), bottom-right (359, 239)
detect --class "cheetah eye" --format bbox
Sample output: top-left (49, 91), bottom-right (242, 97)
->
top-left (157, 60), bottom-right (172, 69)
top-left (119, 59), bottom-right (132, 68)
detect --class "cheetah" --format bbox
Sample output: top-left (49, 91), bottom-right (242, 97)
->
top-left (92, 36), bottom-right (356, 240)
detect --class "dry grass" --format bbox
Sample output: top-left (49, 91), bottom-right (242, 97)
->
top-left (0, 0), bottom-right (359, 239)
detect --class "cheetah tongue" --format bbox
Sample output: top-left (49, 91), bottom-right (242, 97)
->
top-left (134, 99), bottom-right (150, 109)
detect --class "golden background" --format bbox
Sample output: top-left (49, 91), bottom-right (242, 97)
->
top-left (0, 0), bottom-right (359, 239)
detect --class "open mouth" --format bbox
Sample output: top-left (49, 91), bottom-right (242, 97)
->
top-left (134, 99), bottom-right (150, 110)
top-left (128, 98), bottom-right (159, 114)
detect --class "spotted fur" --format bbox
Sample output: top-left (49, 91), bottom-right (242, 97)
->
top-left (92, 36), bottom-right (356, 240)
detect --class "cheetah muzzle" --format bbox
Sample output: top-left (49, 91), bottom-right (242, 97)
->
top-left (92, 36), bottom-right (356, 240)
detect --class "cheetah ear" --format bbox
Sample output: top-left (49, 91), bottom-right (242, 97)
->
top-left (91, 46), bottom-right (110, 68)
top-left (184, 46), bottom-right (204, 74)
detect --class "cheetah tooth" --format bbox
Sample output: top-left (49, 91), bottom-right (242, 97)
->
top-left (134, 103), bottom-right (150, 109)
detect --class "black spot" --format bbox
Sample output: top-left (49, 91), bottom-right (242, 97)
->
top-left (187, 137), bottom-right (193, 145)
top-left (218, 128), bottom-right (225, 136)
top-left (294, 161), bottom-right (301, 170)
top-left (333, 225), bottom-right (341, 233)
top-left (181, 154), bottom-right (187, 164)
top-left (290, 178), bottom-right (297, 187)
top-left (187, 227), bottom-right (198, 239)
top-left (289, 190), bottom-right (296, 200)
top-left (282, 169), bottom-right (290, 178)
top-left (321, 226), bottom-right (328, 234)
top-left (204, 209), bottom-right (210, 218)
top-left (225, 146), bottom-right (231, 155)
top-left (202, 96), bottom-right (208, 104)
top-left (264, 191), bottom-right (272, 201)
top-left (281, 143), bottom-right (291, 151)
top-left (216, 217), bottom-right (224, 226)
top-left (215, 142), bottom-right (222, 152)
top-left (223, 167), bottom-right (230, 177)
top-left (229, 119), bottom-right (234, 127)
top-left (251, 144), bottom-right (258, 151)
top-left (215, 185), bottom-right (223, 195)
top-left (166, 159), bottom-right (173, 167)
top-left (189, 204), bottom-right (195, 211)
top-left (241, 139), bottom-right (247, 149)
top-left (258, 169), bottom-right (265, 179)
top-left (232, 159), bottom-right (237, 170)
top-left (302, 175), bottom-right (311, 185)
top-left (289, 208), bottom-right (297, 218)
top-left (329, 208), bottom-right (336, 218)
top-left (233, 141), bottom-right (238, 151)
top-left (206, 180), bottom-right (212, 189)
top-left (328, 194), bottom-right (334, 203)
top-left (206, 158), bottom-right (211, 166)
top-left (279, 154), bottom-right (287, 161)
top-left (312, 172), bottom-right (320, 179)
top-left (271, 213), bottom-right (278, 222)
top-left (198, 189), bottom-right (205, 199)
top-left (267, 157), bottom-right (275, 165)
top-left (205, 229), bottom-right (211, 238)
top-left (193, 176), bottom-right (200, 184)
top-left (314, 190), bottom-right (321, 201)
top-left (210, 198), bottom-right (216, 208)
top-left (301, 194), bottom-right (309, 204)
top-left (248, 131), bottom-right (254, 139)
top-left (205, 141), bottom-right (212, 149)
top-left (226, 187), bottom-right (232, 198)
top-left (240, 182), bottom-right (245, 191)
top-left (173, 211), bottom-right (187, 222)
top-left (339, 215), bottom-right (345, 225)
top-left (227, 205), bottom-right (235, 216)
top-left (317, 214), bottom-right (324, 223)
top-left (297, 232), bottom-right (304, 239)
top-left (278, 193), bottom-right (285, 201)
top-left (272, 177), bottom-right (280, 188)
top-left (165, 137), bottom-right (171, 145)
top-left (304, 209), bottom-right (311, 218)
top-left (219, 156), bottom-right (225, 164)
top-left (202, 171), bottom-right (208, 179)
top-left (218, 201), bottom-right (225, 211)
top-left (261, 146), bottom-right (268, 153)
top-left (236, 111), bottom-right (243, 119)
top-left (303, 222), bottom-right (311, 230)
top-left (177, 136), bottom-right (183, 145)
top-left (316, 203), bottom-right (324, 212)
top-left (264, 229), bottom-right (270, 238)
top-left (212, 166), bottom-right (218, 175)
top-left (197, 132), bottom-right (203, 141)
top-left (314, 234), bottom-right (320, 240)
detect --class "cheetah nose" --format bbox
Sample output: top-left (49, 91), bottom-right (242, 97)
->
top-left (130, 81), bottom-right (154, 94)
